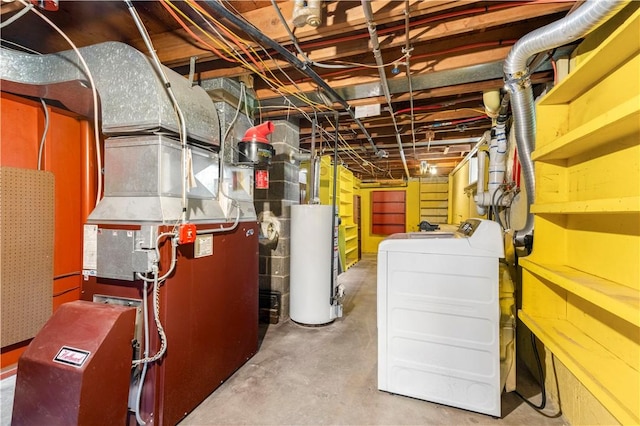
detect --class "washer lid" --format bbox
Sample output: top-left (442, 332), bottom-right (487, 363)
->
top-left (378, 219), bottom-right (504, 258)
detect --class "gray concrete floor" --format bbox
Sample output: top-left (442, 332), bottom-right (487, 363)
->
top-left (0, 375), bottom-right (15, 426)
top-left (181, 254), bottom-right (566, 425)
top-left (1, 254), bottom-right (566, 425)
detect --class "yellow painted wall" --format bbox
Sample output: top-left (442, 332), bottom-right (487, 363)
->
top-left (448, 131), bottom-right (528, 230)
top-left (448, 161), bottom-right (478, 225)
top-left (519, 5), bottom-right (640, 425)
top-left (360, 180), bottom-right (420, 253)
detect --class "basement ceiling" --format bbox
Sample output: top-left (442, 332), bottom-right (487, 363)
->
top-left (0, 0), bottom-right (576, 180)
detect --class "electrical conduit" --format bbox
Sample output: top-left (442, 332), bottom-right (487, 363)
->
top-left (362, 0), bottom-right (411, 180)
top-left (204, 0), bottom-right (384, 159)
top-left (125, 0), bottom-right (190, 224)
top-left (504, 0), bottom-right (625, 247)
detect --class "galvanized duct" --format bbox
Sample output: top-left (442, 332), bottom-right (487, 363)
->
top-left (0, 42), bottom-right (219, 146)
top-left (504, 0), bottom-right (625, 247)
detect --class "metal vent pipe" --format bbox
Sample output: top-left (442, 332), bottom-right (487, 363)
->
top-left (205, 0), bottom-right (384, 158)
top-left (504, 0), bottom-right (625, 248)
top-left (362, 0), bottom-right (411, 180)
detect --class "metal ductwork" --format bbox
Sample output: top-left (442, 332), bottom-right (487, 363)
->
top-left (0, 42), bottom-right (262, 224)
top-left (504, 0), bottom-right (626, 248)
top-left (0, 42), bottom-right (218, 146)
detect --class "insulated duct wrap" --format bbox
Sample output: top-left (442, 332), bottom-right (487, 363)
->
top-left (0, 42), bottom-right (219, 146)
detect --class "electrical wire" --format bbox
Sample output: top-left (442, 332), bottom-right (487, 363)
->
top-left (136, 233), bottom-right (178, 284)
top-left (319, 118), bottom-right (387, 174)
top-left (211, 80), bottom-right (246, 231)
top-left (362, 0), bottom-right (409, 179)
top-left (182, 0), bottom-right (265, 73)
top-left (0, 2), bottom-right (33, 29)
top-left (551, 57), bottom-right (558, 85)
top-left (492, 184), bottom-right (506, 230)
top-left (125, 0), bottom-right (189, 224)
top-left (515, 332), bottom-right (547, 410)
top-left (204, 0), bottom-right (383, 158)
top-left (403, 0), bottom-right (416, 159)
top-left (0, 38), bottom-right (42, 54)
top-left (242, 84), bottom-right (253, 126)
top-left (270, 0), bottom-right (306, 60)
top-left (158, 0), bottom-right (236, 63)
top-left (173, 0), bottom-right (328, 111)
top-left (294, 39), bottom-right (517, 84)
top-left (134, 279), bottom-right (150, 426)
top-left (20, 0), bottom-right (103, 207)
top-left (163, 1), bottom-right (391, 176)
top-left (195, 207), bottom-right (241, 235)
top-left (133, 232), bottom-right (177, 369)
top-left (298, 1), bottom-right (533, 53)
top-left (269, 0), bottom-right (404, 71)
top-left (37, 99), bottom-right (49, 171)
top-left (220, 81), bottom-right (245, 164)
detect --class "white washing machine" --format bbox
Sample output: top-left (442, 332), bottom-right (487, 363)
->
top-left (377, 219), bottom-right (504, 417)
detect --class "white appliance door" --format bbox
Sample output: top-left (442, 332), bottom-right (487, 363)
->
top-left (380, 250), bottom-right (500, 417)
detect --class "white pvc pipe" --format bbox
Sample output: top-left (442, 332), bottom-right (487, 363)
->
top-left (475, 124), bottom-right (508, 209)
top-left (488, 122), bottom-right (508, 199)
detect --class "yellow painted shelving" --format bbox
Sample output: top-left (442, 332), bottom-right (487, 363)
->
top-left (519, 258), bottom-right (639, 327)
top-left (531, 196), bottom-right (640, 214)
top-left (339, 170), bottom-right (359, 269)
top-left (318, 157), bottom-right (360, 271)
top-left (521, 6), bottom-right (640, 425)
top-left (519, 311), bottom-right (639, 426)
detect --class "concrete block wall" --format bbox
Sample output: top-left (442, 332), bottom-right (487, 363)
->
top-left (255, 119), bottom-right (300, 322)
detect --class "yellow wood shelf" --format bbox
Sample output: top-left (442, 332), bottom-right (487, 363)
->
top-left (520, 258), bottom-right (640, 327)
top-left (531, 196), bottom-right (640, 214)
top-left (519, 310), bottom-right (639, 425)
top-left (533, 95), bottom-right (639, 161)
top-left (345, 260), bottom-right (358, 269)
top-left (539, 11), bottom-right (639, 106)
top-left (345, 236), bottom-right (357, 242)
top-left (345, 247), bottom-right (357, 255)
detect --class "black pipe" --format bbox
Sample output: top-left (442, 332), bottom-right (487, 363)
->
top-left (498, 92), bottom-right (511, 119)
top-left (330, 112), bottom-right (339, 305)
top-left (203, 0), bottom-right (381, 156)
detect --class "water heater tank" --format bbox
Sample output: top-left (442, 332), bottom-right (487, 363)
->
top-left (290, 204), bottom-right (334, 325)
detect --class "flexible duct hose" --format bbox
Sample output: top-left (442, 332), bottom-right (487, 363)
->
top-left (504, 0), bottom-right (626, 248)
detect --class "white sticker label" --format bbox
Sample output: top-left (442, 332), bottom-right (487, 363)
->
top-left (83, 224), bottom-right (98, 271)
top-left (53, 346), bottom-right (91, 368)
top-left (194, 235), bottom-right (213, 258)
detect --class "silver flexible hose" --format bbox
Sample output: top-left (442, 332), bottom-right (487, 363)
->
top-left (504, 0), bottom-right (625, 247)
